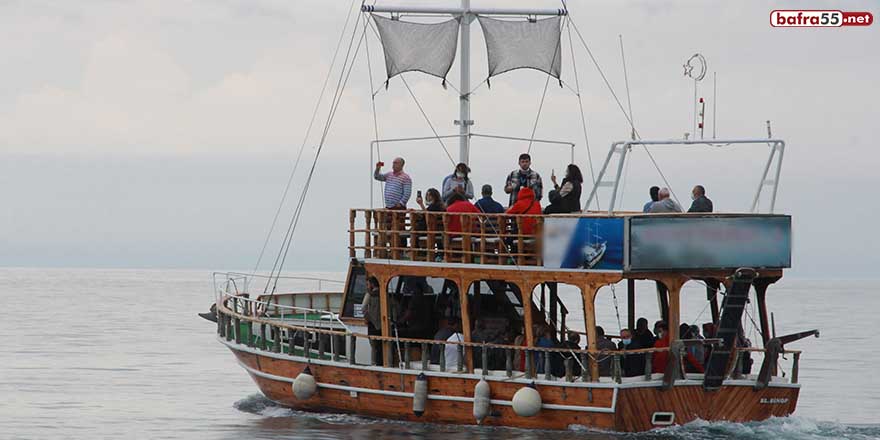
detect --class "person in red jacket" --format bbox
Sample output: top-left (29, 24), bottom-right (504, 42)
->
top-left (445, 191), bottom-right (480, 233)
top-left (505, 186), bottom-right (541, 234)
top-left (652, 321), bottom-right (705, 374)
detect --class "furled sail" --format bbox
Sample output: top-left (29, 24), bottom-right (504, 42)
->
top-left (371, 14), bottom-right (461, 82)
top-left (477, 15), bottom-right (562, 80)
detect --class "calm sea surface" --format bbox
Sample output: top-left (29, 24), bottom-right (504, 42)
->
top-left (2, 268), bottom-right (878, 439)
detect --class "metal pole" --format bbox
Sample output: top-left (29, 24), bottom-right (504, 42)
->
top-left (607, 144), bottom-right (629, 213)
top-left (458, 0), bottom-right (472, 165)
top-left (769, 142), bottom-right (785, 213)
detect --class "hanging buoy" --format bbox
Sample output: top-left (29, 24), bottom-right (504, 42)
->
top-left (473, 379), bottom-right (491, 424)
top-left (292, 366), bottom-right (317, 400)
top-left (413, 373), bottom-right (428, 416)
top-left (512, 382), bottom-right (542, 417)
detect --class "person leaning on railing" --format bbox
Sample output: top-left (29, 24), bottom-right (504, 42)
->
top-left (362, 277), bottom-right (384, 366)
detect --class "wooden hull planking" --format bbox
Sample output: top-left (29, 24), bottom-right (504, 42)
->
top-left (227, 343), bottom-right (799, 432)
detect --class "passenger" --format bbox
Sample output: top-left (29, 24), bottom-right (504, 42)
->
top-left (648, 188), bottom-right (683, 213)
top-left (618, 328), bottom-right (643, 377)
top-left (441, 162), bottom-right (475, 204)
top-left (373, 157), bottom-right (412, 209)
top-left (505, 187), bottom-right (541, 234)
top-left (643, 186), bottom-right (660, 212)
top-left (651, 321), bottom-right (670, 374)
top-left (687, 184), bottom-right (714, 213)
top-left (653, 320), bottom-right (665, 340)
top-left (736, 326), bottom-right (754, 375)
top-left (534, 324), bottom-right (555, 374)
top-left (362, 277), bottom-right (384, 366)
top-left (544, 164), bottom-right (584, 214)
top-left (686, 324), bottom-right (706, 373)
top-left (595, 326), bottom-right (618, 376)
top-left (634, 317), bottom-right (656, 348)
top-left (444, 320), bottom-right (465, 370)
top-left (652, 321), bottom-right (705, 374)
top-left (415, 188), bottom-right (445, 230)
top-left (445, 191), bottom-right (480, 234)
top-left (504, 153), bottom-right (543, 206)
top-left (474, 184), bottom-right (505, 214)
top-left (431, 321), bottom-right (454, 364)
top-left (552, 331), bottom-right (582, 378)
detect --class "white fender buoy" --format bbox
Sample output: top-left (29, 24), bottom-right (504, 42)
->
top-left (413, 373), bottom-right (428, 416)
top-left (512, 382), bottom-right (542, 417)
top-left (292, 366), bottom-right (317, 400)
top-left (473, 378), bottom-right (491, 423)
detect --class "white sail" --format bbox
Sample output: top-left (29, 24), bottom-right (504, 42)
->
top-left (477, 15), bottom-right (562, 80)
top-left (371, 14), bottom-right (461, 81)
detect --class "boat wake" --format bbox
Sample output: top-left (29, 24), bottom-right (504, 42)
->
top-left (233, 394), bottom-right (380, 425)
top-left (650, 416), bottom-right (880, 440)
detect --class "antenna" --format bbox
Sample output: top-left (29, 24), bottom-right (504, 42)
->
top-left (712, 72), bottom-right (717, 139)
top-left (683, 53), bottom-right (707, 137)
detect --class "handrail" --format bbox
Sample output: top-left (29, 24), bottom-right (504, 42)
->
top-left (219, 293), bottom-right (350, 333)
top-left (216, 298), bottom-right (802, 384)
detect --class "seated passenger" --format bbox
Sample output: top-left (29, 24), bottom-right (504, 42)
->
top-left (534, 324), bottom-right (555, 374)
top-left (415, 188), bottom-right (446, 228)
top-left (431, 321), bottom-right (454, 364)
top-left (505, 187), bottom-right (541, 234)
top-left (643, 186), bottom-right (660, 213)
top-left (595, 326), bottom-right (618, 376)
top-left (686, 324), bottom-right (705, 373)
top-left (441, 162), bottom-right (475, 204)
top-left (474, 184), bottom-right (505, 214)
top-left (544, 164), bottom-right (583, 214)
top-left (445, 191), bottom-right (480, 233)
top-left (552, 331), bottom-right (583, 378)
top-left (652, 321), bottom-right (704, 374)
top-left (618, 328), bottom-right (645, 378)
top-left (634, 317), bottom-right (656, 348)
top-left (688, 185), bottom-right (714, 213)
top-left (648, 187), bottom-right (683, 213)
top-left (444, 320), bottom-right (465, 370)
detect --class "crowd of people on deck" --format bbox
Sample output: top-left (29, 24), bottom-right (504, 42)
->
top-left (362, 274), bottom-right (754, 378)
top-left (373, 153), bottom-right (715, 226)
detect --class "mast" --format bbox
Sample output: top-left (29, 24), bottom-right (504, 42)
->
top-left (364, 3), bottom-right (567, 166)
top-left (458, 0), bottom-right (472, 165)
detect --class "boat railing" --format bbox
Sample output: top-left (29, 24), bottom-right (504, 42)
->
top-left (349, 208), bottom-right (548, 266)
top-left (216, 294), bottom-right (802, 385)
top-left (218, 290), bottom-right (350, 334)
top-left (213, 271), bottom-right (345, 295)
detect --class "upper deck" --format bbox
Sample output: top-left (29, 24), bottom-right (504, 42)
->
top-left (348, 209), bottom-right (792, 274)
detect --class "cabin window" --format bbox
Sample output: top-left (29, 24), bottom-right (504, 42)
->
top-left (340, 264), bottom-right (366, 318)
top-left (466, 280), bottom-right (525, 345)
top-left (385, 276), bottom-right (458, 342)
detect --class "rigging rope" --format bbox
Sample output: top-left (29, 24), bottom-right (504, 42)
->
top-left (526, 17), bottom-right (567, 155)
top-left (252, 0), bottom-right (360, 277)
top-left (364, 16), bottom-right (383, 210)
top-left (567, 18), bottom-right (682, 208)
top-left (264, 10), bottom-right (368, 296)
top-left (564, 18), bottom-right (599, 211)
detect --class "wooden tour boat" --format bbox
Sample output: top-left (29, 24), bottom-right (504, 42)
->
top-left (207, 1), bottom-right (818, 432)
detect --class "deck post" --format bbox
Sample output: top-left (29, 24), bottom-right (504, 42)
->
top-left (582, 283), bottom-right (601, 382)
top-left (525, 350), bottom-right (533, 379)
top-left (318, 334), bottom-right (326, 359)
top-left (580, 353), bottom-right (589, 382)
top-left (440, 346), bottom-right (447, 372)
top-left (627, 279), bottom-right (636, 331)
top-left (364, 211), bottom-right (373, 258)
top-left (260, 323), bottom-right (267, 350)
top-left (754, 278), bottom-right (779, 346)
top-left (544, 351), bottom-right (552, 380)
top-left (348, 335), bottom-right (357, 365)
top-left (349, 210), bottom-right (357, 258)
top-left (421, 343), bottom-right (429, 370)
top-left (706, 278), bottom-right (721, 325)
top-left (218, 312), bottom-right (226, 338)
top-left (791, 352), bottom-right (800, 383)
top-left (459, 276), bottom-right (474, 373)
top-left (273, 326), bottom-right (281, 353)
top-left (564, 357), bottom-right (573, 382)
top-left (378, 276), bottom-right (392, 367)
top-left (644, 352), bottom-right (653, 380)
top-left (404, 341), bottom-right (411, 369)
top-left (506, 349), bottom-right (513, 378)
top-left (332, 335), bottom-right (340, 362)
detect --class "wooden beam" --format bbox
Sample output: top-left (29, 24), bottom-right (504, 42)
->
top-left (657, 276), bottom-right (687, 341)
top-left (627, 279), bottom-right (635, 331)
top-left (458, 275), bottom-right (473, 373)
top-left (582, 283), bottom-right (600, 382)
top-left (378, 275), bottom-right (392, 367)
top-left (522, 281), bottom-right (536, 348)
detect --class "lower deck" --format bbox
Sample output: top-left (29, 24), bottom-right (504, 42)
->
top-left (224, 338), bottom-right (799, 432)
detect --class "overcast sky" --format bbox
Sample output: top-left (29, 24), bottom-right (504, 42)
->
top-left (1, 0), bottom-right (878, 278)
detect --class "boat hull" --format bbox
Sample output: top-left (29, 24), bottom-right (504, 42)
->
top-left (226, 340), bottom-right (799, 432)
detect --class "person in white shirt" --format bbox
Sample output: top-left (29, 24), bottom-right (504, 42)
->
top-left (444, 320), bottom-right (464, 371)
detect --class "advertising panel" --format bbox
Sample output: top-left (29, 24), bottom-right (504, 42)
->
top-left (543, 217), bottom-right (625, 270)
top-left (628, 216), bottom-right (792, 270)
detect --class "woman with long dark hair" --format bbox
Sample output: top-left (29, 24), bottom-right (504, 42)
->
top-left (441, 162), bottom-right (474, 204)
top-left (544, 164), bottom-right (583, 214)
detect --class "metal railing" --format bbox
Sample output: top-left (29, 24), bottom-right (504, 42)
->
top-left (216, 293), bottom-right (802, 385)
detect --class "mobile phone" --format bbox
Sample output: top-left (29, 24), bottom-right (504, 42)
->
top-left (417, 190), bottom-right (422, 198)
top-left (377, 161), bottom-right (385, 167)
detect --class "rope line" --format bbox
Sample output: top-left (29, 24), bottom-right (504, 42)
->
top-left (565, 18), bottom-right (599, 211)
top-left (251, 0), bottom-right (360, 277)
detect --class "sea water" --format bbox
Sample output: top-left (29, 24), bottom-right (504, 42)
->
top-left (1, 268), bottom-right (878, 439)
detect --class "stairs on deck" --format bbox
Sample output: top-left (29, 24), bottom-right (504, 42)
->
top-left (702, 268), bottom-right (757, 391)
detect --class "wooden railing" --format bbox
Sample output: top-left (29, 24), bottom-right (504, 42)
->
top-left (349, 208), bottom-right (546, 266)
top-left (217, 293), bottom-right (802, 385)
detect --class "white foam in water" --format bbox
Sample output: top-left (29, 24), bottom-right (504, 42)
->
top-left (657, 416), bottom-right (880, 440)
